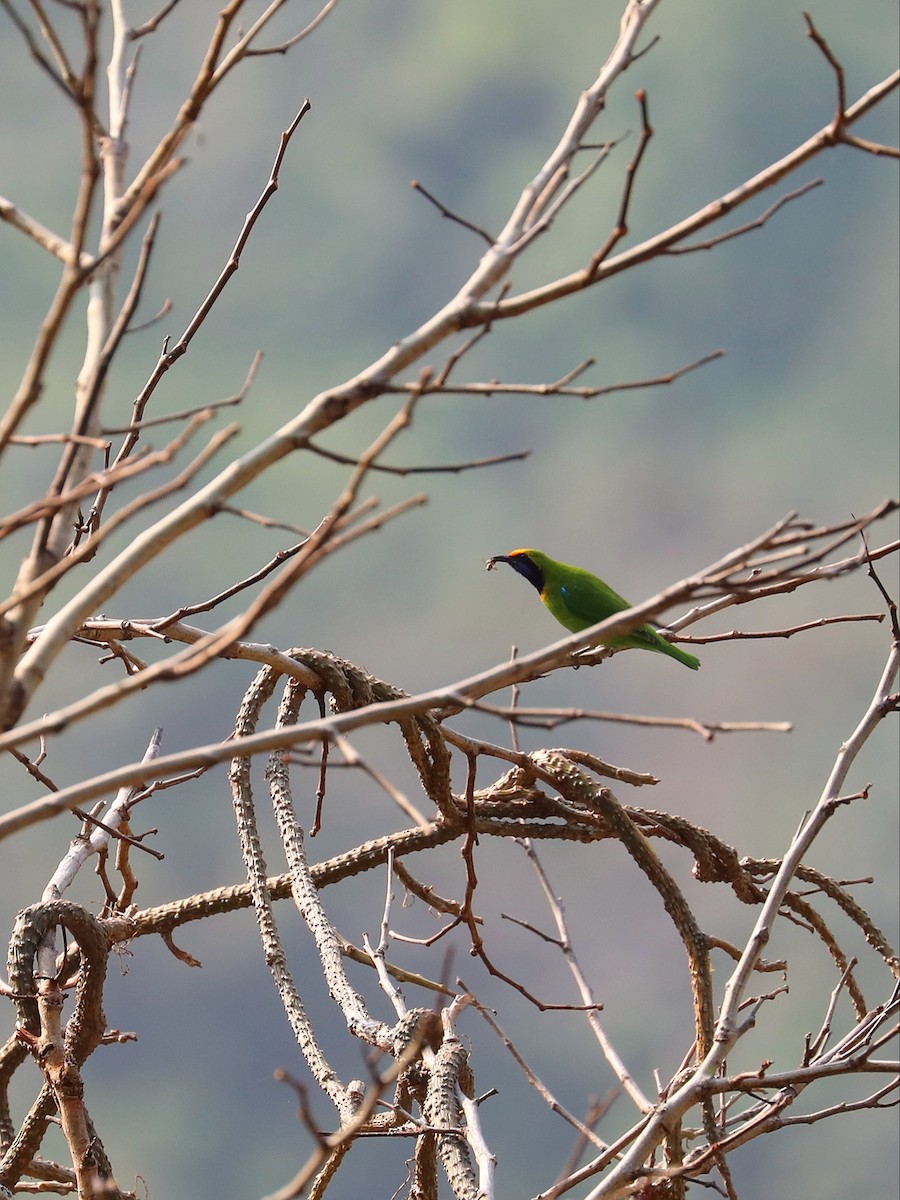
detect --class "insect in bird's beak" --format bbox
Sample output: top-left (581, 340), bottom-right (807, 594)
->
top-left (485, 557), bottom-right (499, 571)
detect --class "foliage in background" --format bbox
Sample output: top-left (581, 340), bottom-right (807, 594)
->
top-left (0, 3), bottom-right (897, 1198)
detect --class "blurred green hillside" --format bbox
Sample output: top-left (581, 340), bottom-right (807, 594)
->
top-left (1, 3), bottom-right (897, 1198)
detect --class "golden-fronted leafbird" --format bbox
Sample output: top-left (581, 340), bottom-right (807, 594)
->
top-left (486, 548), bottom-right (700, 670)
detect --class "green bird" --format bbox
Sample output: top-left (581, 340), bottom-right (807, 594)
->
top-left (486, 548), bottom-right (700, 670)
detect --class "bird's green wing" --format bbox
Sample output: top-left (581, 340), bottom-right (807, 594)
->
top-left (552, 568), bottom-right (630, 630)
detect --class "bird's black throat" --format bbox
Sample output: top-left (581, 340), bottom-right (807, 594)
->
top-left (497, 553), bottom-right (544, 595)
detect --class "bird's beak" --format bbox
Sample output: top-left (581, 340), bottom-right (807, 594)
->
top-left (485, 555), bottom-right (510, 571)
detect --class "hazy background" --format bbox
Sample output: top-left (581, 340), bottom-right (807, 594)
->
top-left (1, 2), bottom-right (897, 1197)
